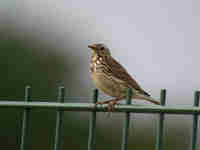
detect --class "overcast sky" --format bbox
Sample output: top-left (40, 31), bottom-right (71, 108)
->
top-left (1, 0), bottom-right (200, 105)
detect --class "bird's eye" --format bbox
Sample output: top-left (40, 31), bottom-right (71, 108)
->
top-left (100, 47), bottom-right (104, 50)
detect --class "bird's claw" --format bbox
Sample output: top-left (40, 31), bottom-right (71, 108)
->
top-left (96, 100), bottom-right (118, 112)
top-left (108, 101), bottom-right (117, 112)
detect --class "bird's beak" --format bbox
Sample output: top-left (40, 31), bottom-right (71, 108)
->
top-left (88, 45), bottom-right (96, 50)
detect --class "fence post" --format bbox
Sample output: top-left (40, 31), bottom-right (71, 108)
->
top-left (121, 88), bottom-right (132, 150)
top-left (156, 89), bottom-right (166, 150)
top-left (20, 86), bottom-right (31, 150)
top-left (54, 86), bottom-right (65, 150)
top-left (88, 89), bottom-right (98, 150)
top-left (191, 91), bottom-right (200, 150)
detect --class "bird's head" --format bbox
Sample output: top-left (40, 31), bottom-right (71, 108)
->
top-left (88, 43), bottom-right (111, 57)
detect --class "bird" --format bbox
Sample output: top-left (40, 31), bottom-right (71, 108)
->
top-left (88, 43), bottom-right (160, 110)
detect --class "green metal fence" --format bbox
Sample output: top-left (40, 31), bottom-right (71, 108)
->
top-left (0, 86), bottom-right (199, 150)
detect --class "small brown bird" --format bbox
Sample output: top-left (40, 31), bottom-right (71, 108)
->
top-left (88, 43), bottom-right (160, 110)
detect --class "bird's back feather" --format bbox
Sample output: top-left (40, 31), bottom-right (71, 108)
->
top-left (104, 56), bottom-right (150, 97)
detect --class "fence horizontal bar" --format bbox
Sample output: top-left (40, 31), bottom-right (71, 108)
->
top-left (1, 101), bottom-right (200, 114)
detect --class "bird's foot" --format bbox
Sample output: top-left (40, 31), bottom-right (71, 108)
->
top-left (108, 100), bottom-right (117, 112)
top-left (96, 99), bottom-right (118, 112)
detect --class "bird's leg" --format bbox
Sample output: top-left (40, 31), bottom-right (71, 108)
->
top-left (108, 100), bottom-right (118, 112)
top-left (96, 99), bottom-right (116, 105)
top-left (96, 97), bottom-right (123, 112)
top-left (96, 97), bottom-right (123, 104)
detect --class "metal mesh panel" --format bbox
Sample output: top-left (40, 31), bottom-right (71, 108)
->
top-left (0, 86), bottom-right (199, 150)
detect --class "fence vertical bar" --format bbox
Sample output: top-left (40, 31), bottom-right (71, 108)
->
top-left (156, 89), bottom-right (166, 150)
top-left (191, 91), bottom-right (200, 150)
top-left (88, 89), bottom-right (98, 150)
top-left (121, 88), bottom-right (132, 150)
top-left (20, 86), bottom-right (31, 150)
top-left (54, 86), bottom-right (65, 150)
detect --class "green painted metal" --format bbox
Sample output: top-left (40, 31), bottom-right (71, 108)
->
top-left (88, 89), bottom-right (98, 150)
top-left (20, 86), bottom-right (31, 150)
top-left (121, 88), bottom-right (132, 150)
top-left (1, 86), bottom-right (200, 150)
top-left (54, 86), bottom-right (65, 150)
top-left (1, 101), bottom-right (200, 114)
top-left (156, 89), bottom-right (166, 150)
top-left (192, 91), bottom-right (200, 150)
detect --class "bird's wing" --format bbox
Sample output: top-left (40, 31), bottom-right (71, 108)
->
top-left (104, 56), bottom-right (150, 96)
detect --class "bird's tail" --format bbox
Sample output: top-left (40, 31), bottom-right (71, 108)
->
top-left (133, 94), bottom-right (160, 105)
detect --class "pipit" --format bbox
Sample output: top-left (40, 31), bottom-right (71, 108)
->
top-left (88, 43), bottom-right (160, 110)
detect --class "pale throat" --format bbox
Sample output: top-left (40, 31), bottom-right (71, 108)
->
top-left (90, 53), bottom-right (103, 73)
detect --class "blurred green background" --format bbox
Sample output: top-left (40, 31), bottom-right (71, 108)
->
top-left (0, 1), bottom-right (198, 150)
top-left (0, 17), bottom-right (193, 150)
